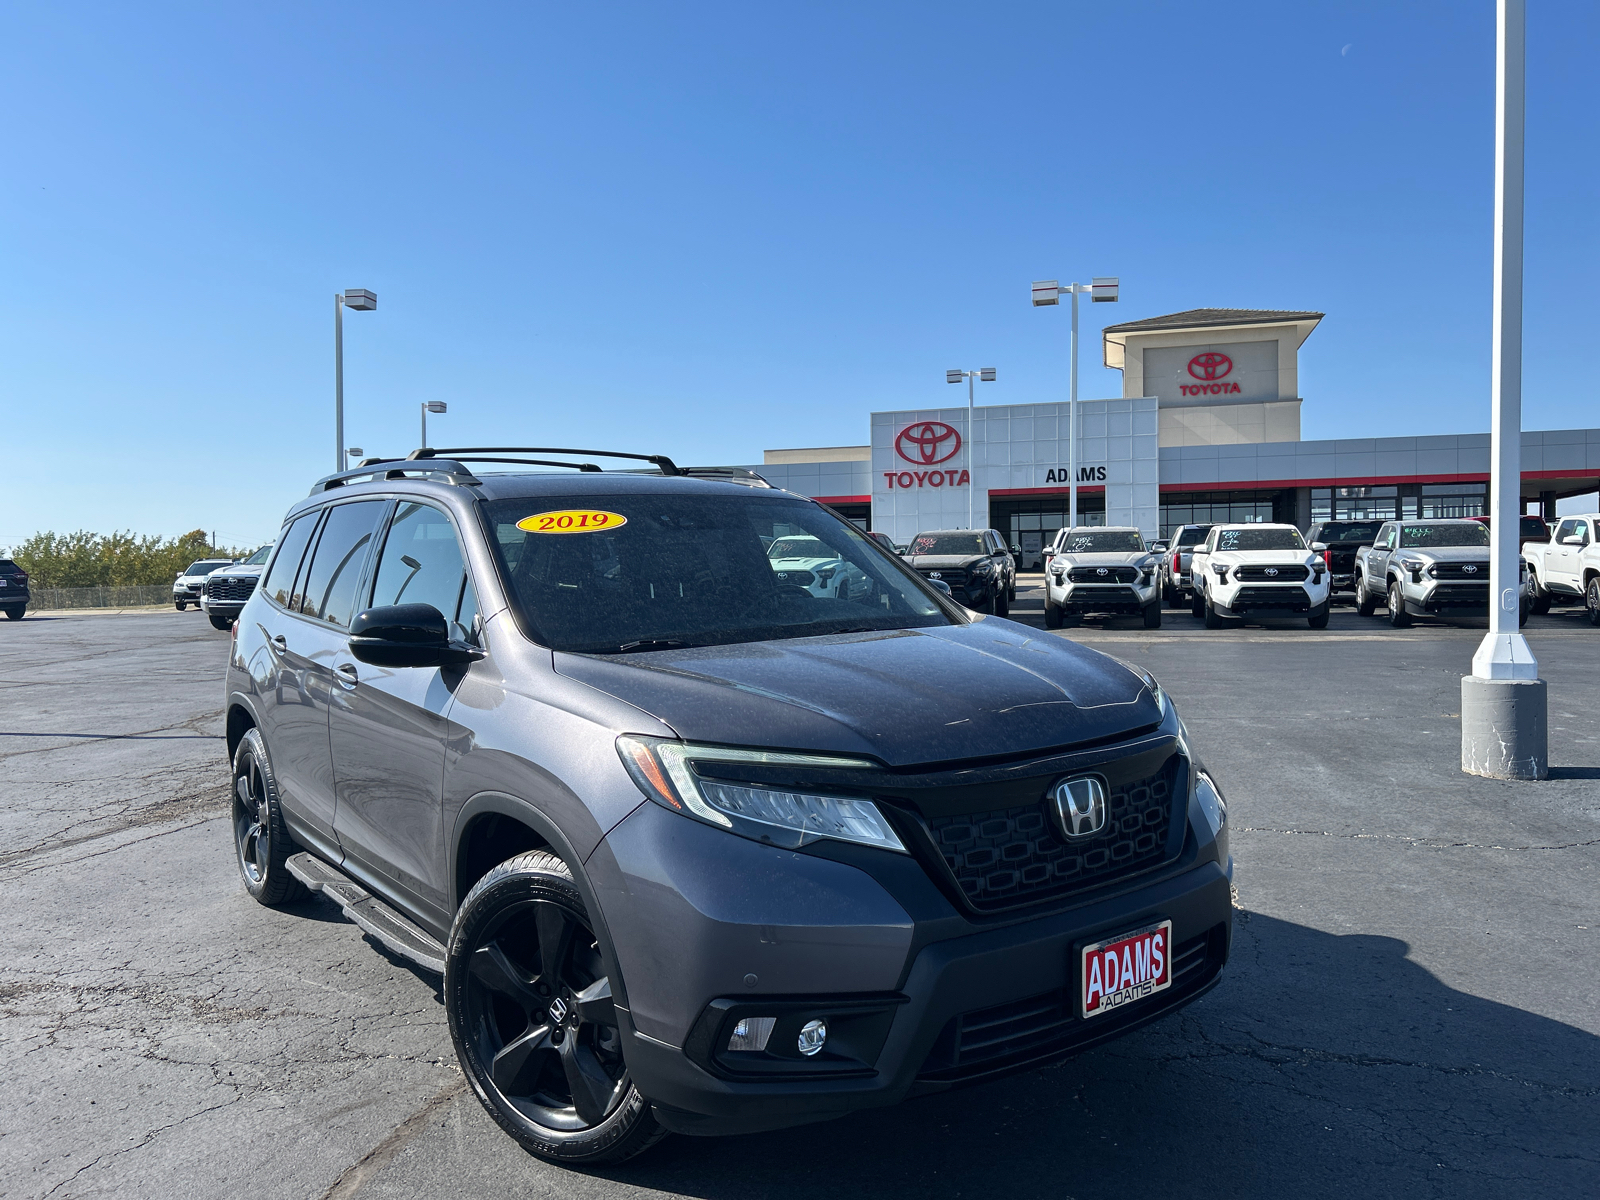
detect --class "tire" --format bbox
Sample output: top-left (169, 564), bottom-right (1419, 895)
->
top-left (1203, 588), bottom-right (1224, 629)
top-left (3, 605), bottom-right (23, 620)
top-left (232, 728), bottom-right (308, 906)
top-left (209, 615), bottom-right (233, 631)
top-left (1190, 588), bottom-right (1204, 619)
top-left (1008, 578), bottom-right (1017, 603)
top-left (446, 851), bottom-right (666, 1166)
top-left (1387, 580), bottom-right (1412, 628)
top-left (1162, 583), bottom-right (1177, 607)
top-left (1308, 608), bottom-right (1330, 630)
top-left (994, 587), bottom-right (1009, 617)
top-left (1143, 600), bottom-right (1162, 629)
top-left (175, 601), bottom-right (187, 611)
top-left (1586, 576), bottom-right (1600, 626)
top-left (981, 588), bottom-right (998, 615)
top-left (1530, 571), bottom-right (1552, 615)
top-left (1356, 575), bottom-right (1377, 618)
top-left (1043, 595), bottom-right (1062, 629)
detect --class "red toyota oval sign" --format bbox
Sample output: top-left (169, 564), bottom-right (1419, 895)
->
top-left (1187, 352), bottom-right (1233, 382)
top-left (895, 421), bottom-right (963, 465)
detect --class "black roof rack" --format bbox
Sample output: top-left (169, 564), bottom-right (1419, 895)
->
top-left (310, 448), bottom-right (775, 495)
top-left (412, 446), bottom-right (683, 475)
top-left (311, 459), bottom-right (484, 494)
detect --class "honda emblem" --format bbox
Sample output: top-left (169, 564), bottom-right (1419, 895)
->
top-left (1049, 776), bottom-right (1107, 840)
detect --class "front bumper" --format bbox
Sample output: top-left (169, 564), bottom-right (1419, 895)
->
top-left (1055, 580), bottom-right (1159, 614)
top-left (173, 586), bottom-right (202, 601)
top-left (593, 788), bottom-right (1232, 1136)
top-left (1404, 581), bottom-right (1492, 614)
top-left (1212, 581), bottom-right (1330, 616)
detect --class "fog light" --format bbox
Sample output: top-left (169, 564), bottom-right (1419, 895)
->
top-left (797, 1018), bottom-right (828, 1056)
top-left (727, 1016), bottom-right (776, 1052)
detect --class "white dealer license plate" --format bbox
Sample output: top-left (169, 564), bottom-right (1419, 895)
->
top-left (1080, 920), bottom-right (1172, 1018)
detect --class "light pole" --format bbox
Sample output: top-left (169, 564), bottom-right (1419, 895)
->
top-left (421, 401), bottom-right (447, 448)
top-left (946, 368), bottom-right (996, 529)
top-left (335, 289), bottom-right (377, 473)
top-left (1032, 277), bottom-right (1119, 529)
top-left (1463, 0), bottom-right (1545, 779)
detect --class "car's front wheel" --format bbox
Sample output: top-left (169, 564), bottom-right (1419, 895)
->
top-left (174, 600), bottom-right (187, 611)
top-left (1387, 580), bottom-right (1412, 628)
top-left (1586, 576), bottom-right (1600, 626)
top-left (1143, 599), bottom-right (1161, 629)
top-left (446, 851), bottom-right (665, 1166)
top-left (1190, 587), bottom-right (1204, 619)
top-left (1203, 587), bottom-right (1225, 629)
top-left (1043, 594), bottom-right (1062, 629)
top-left (209, 615), bottom-right (233, 631)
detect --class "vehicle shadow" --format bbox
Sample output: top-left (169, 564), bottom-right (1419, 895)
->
top-left (595, 911), bottom-right (1597, 1199)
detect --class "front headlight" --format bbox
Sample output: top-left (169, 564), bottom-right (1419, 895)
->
top-left (1195, 771), bottom-right (1226, 836)
top-left (1209, 562), bottom-right (1230, 579)
top-left (616, 736), bottom-right (906, 853)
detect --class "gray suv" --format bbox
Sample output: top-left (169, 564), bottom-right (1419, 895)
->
top-left (224, 447), bottom-right (1232, 1166)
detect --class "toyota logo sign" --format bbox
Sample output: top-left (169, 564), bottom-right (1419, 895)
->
top-left (1187, 352), bottom-right (1233, 381)
top-left (895, 421), bottom-right (963, 465)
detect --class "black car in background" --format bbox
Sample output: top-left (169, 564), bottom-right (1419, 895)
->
top-left (202, 543), bottom-right (274, 631)
top-left (904, 528), bottom-right (1017, 615)
top-left (0, 558), bottom-right (30, 619)
top-left (1306, 520), bottom-right (1385, 600)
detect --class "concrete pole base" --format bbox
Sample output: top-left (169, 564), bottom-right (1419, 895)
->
top-left (1461, 675), bottom-right (1548, 780)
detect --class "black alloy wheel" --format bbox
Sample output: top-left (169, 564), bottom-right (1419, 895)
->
top-left (231, 728), bottom-right (305, 906)
top-left (447, 852), bottom-right (663, 1165)
top-left (1586, 577), bottom-right (1600, 626)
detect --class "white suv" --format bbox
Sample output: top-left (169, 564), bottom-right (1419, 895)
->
top-left (1189, 524), bottom-right (1331, 629)
top-left (1042, 527), bottom-right (1161, 629)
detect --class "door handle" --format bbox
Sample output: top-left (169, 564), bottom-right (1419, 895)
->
top-left (336, 663), bottom-right (359, 687)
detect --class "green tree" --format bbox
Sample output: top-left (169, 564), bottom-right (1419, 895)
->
top-left (12, 530), bottom-right (251, 589)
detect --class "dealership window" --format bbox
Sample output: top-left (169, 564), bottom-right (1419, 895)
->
top-left (1159, 490), bottom-right (1287, 539)
top-left (1310, 483), bottom-right (1486, 523)
top-left (1419, 483), bottom-right (1488, 519)
top-left (989, 496), bottom-right (1105, 570)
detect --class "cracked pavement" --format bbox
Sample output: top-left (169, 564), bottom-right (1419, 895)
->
top-left (2, 600), bottom-right (1596, 1199)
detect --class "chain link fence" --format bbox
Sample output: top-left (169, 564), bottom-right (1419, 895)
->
top-left (29, 585), bottom-right (175, 610)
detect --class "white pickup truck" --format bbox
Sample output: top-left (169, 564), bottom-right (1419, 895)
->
top-left (1189, 523), bottom-right (1331, 629)
top-left (1522, 513), bottom-right (1600, 623)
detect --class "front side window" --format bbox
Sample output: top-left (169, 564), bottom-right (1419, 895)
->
top-left (370, 502), bottom-right (476, 632)
top-left (485, 493), bottom-right (952, 654)
top-left (299, 501), bottom-right (388, 627)
top-left (1399, 523), bottom-right (1490, 549)
top-left (1215, 527), bottom-right (1307, 552)
top-left (1058, 531), bottom-right (1145, 554)
top-left (910, 533), bottom-right (986, 556)
top-left (1573, 521), bottom-right (1591, 544)
top-left (262, 513), bottom-right (320, 609)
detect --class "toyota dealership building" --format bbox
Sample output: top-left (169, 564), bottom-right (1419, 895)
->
top-left (742, 307), bottom-right (1600, 566)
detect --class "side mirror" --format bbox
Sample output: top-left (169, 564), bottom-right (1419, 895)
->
top-left (349, 603), bottom-right (482, 668)
top-left (1310, 541), bottom-right (1328, 553)
top-left (1010, 544), bottom-right (1021, 555)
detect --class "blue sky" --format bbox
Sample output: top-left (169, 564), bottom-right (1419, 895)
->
top-left (2, 1), bottom-right (1596, 548)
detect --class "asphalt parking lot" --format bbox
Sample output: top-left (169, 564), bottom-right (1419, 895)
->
top-left (3, 591), bottom-right (1597, 1200)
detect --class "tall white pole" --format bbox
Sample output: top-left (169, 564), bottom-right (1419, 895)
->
top-left (1472, 0), bottom-right (1534, 682)
top-left (967, 373), bottom-right (975, 529)
top-left (1069, 284), bottom-right (1079, 530)
top-left (334, 294), bottom-right (345, 473)
top-left (421, 402), bottom-right (427, 449)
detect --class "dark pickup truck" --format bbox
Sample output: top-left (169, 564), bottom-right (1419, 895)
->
top-left (0, 557), bottom-right (31, 619)
top-left (1306, 520), bottom-right (1385, 600)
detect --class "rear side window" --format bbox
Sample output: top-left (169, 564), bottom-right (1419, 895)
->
top-left (261, 513), bottom-right (320, 609)
top-left (1176, 527), bottom-right (1209, 548)
top-left (370, 502), bottom-right (475, 628)
top-left (299, 501), bottom-right (388, 627)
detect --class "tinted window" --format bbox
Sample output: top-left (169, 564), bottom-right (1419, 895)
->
top-left (1316, 522), bottom-right (1383, 543)
top-left (1175, 526), bottom-right (1211, 547)
top-left (184, 560), bottom-right (231, 576)
top-left (1058, 531), bottom-right (1145, 553)
top-left (370, 503), bottom-right (474, 627)
top-left (485, 493), bottom-right (951, 654)
top-left (1399, 523), bottom-right (1489, 549)
top-left (911, 533), bottom-right (985, 556)
top-left (262, 514), bottom-right (320, 609)
top-left (299, 501), bottom-right (387, 626)
top-left (241, 544), bottom-right (273, 566)
top-left (1215, 528), bottom-right (1306, 552)
top-left (1519, 517), bottom-right (1548, 538)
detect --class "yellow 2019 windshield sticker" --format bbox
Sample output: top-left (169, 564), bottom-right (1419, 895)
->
top-left (516, 509), bottom-right (627, 534)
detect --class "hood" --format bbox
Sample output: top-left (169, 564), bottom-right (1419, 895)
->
top-left (1210, 548), bottom-right (1316, 565)
top-left (553, 620), bottom-right (1158, 768)
top-left (1395, 546), bottom-right (1491, 563)
top-left (1051, 551), bottom-right (1151, 568)
top-left (208, 564), bottom-right (265, 580)
top-left (907, 554), bottom-right (986, 570)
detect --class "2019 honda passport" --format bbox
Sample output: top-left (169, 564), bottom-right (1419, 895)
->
top-left (224, 446), bottom-right (1232, 1165)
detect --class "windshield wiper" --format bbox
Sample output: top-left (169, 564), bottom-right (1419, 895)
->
top-left (614, 639), bottom-right (692, 654)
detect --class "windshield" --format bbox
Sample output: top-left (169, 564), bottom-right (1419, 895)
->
top-left (1057, 531), bottom-right (1145, 554)
top-left (185, 560), bottom-right (230, 576)
top-left (1400, 523), bottom-right (1490, 548)
top-left (241, 544), bottom-right (273, 566)
top-left (1214, 528), bottom-right (1306, 552)
top-left (910, 533), bottom-right (985, 556)
top-left (485, 494), bottom-right (953, 654)
top-left (1317, 522), bottom-right (1382, 544)
top-left (1175, 526), bottom-right (1211, 547)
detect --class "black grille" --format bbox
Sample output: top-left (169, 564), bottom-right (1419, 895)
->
top-left (928, 760), bottom-right (1176, 911)
top-left (206, 576), bottom-right (258, 602)
top-left (918, 930), bottom-right (1218, 1081)
top-left (1230, 585), bottom-right (1311, 612)
top-left (1429, 583), bottom-right (1489, 604)
top-left (773, 569), bottom-right (815, 586)
top-left (1233, 564), bottom-right (1309, 582)
top-left (1430, 562), bottom-right (1487, 580)
top-left (918, 569), bottom-right (967, 587)
top-left (1068, 566), bottom-right (1139, 583)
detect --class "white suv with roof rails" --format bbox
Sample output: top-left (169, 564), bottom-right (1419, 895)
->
top-left (1042, 527), bottom-right (1161, 629)
top-left (1189, 523), bottom-right (1331, 629)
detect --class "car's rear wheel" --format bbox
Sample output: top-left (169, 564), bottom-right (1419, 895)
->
top-left (446, 852), bottom-right (665, 1166)
top-left (1387, 580), bottom-right (1412, 628)
top-left (1586, 577), bottom-right (1600, 626)
top-left (1356, 575), bottom-right (1377, 617)
top-left (1530, 571), bottom-right (1552, 615)
top-left (232, 729), bottom-right (307, 906)
top-left (3, 605), bottom-right (23, 620)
